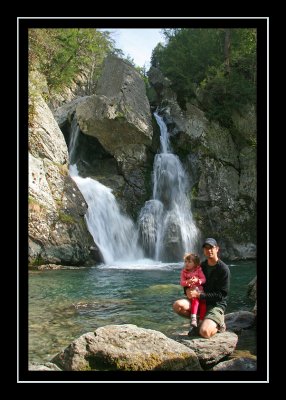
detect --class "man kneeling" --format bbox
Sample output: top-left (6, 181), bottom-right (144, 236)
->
top-left (173, 238), bottom-right (230, 338)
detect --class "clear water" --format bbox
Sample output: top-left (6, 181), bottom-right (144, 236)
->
top-left (28, 260), bottom-right (256, 364)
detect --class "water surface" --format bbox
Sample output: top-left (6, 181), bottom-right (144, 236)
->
top-left (28, 260), bottom-right (256, 363)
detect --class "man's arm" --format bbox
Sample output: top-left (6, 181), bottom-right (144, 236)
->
top-left (200, 266), bottom-right (230, 302)
top-left (190, 264), bottom-right (230, 301)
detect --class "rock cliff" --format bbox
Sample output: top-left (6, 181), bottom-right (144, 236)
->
top-left (148, 66), bottom-right (257, 259)
top-left (28, 76), bottom-right (101, 267)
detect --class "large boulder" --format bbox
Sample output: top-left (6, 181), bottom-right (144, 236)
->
top-left (76, 55), bottom-right (153, 155)
top-left (225, 311), bottom-right (256, 333)
top-left (52, 324), bottom-right (202, 371)
top-left (74, 55), bottom-right (154, 217)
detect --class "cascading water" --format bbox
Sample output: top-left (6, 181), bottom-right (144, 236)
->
top-left (67, 113), bottom-right (199, 264)
top-left (68, 120), bottom-right (143, 264)
top-left (138, 112), bottom-right (200, 261)
top-left (70, 165), bottom-right (143, 264)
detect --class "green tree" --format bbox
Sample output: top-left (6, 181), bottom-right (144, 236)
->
top-left (201, 29), bottom-right (256, 127)
top-left (151, 29), bottom-right (224, 108)
top-left (151, 28), bottom-right (256, 127)
top-left (29, 28), bottom-right (115, 95)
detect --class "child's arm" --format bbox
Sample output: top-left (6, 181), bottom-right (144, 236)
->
top-left (197, 267), bottom-right (206, 285)
top-left (180, 270), bottom-right (190, 287)
top-left (189, 268), bottom-right (206, 286)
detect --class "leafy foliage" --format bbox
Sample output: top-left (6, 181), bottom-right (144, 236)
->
top-left (151, 28), bottom-right (256, 127)
top-left (29, 28), bottom-right (115, 95)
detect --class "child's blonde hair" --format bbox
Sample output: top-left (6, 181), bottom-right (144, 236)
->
top-left (184, 252), bottom-right (200, 266)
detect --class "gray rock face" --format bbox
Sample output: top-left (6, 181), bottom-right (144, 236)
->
top-left (29, 98), bottom-right (68, 166)
top-left (52, 324), bottom-right (202, 371)
top-left (148, 66), bottom-right (175, 102)
top-left (29, 362), bottom-right (62, 371)
top-left (247, 277), bottom-right (257, 315)
top-left (53, 96), bottom-right (87, 128)
top-left (212, 357), bottom-right (256, 371)
top-left (172, 331), bottom-right (238, 369)
top-left (76, 94), bottom-right (152, 151)
top-left (77, 55), bottom-right (153, 151)
top-left (28, 94), bottom-right (101, 266)
top-left (232, 105), bottom-right (256, 149)
top-left (225, 311), bottom-right (256, 333)
top-left (161, 212), bottom-right (184, 261)
top-left (239, 146), bottom-right (256, 201)
top-left (96, 56), bottom-right (152, 136)
top-left (247, 277), bottom-right (257, 301)
top-left (149, 72), bottom-right (256, 259)
top-left (74, 55), bottom-right (154, 217)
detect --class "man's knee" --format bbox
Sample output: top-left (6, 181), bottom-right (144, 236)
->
top-left (199, 326), bottom-right (213, 339)
top-left (199, 319), bottom-right (217, 338)
top-left (173, 300), bottom-right (180, 313)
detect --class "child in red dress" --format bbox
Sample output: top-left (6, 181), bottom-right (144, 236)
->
top-left (180, 253), bottom-right (207, 328)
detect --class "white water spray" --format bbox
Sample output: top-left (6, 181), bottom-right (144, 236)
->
top-left (138, 112), bottom-right (200, 260)
top-left (70, 165), bottom-right (143, 264)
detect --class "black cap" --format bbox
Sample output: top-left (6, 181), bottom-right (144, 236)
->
top-left (202, 238), bottom-right (218, 248)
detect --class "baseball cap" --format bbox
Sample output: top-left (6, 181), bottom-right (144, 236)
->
top-left (202, 238), bottom-right (218, 248)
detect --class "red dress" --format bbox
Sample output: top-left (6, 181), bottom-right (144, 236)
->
top-left (180, 266), bottom-right (207, 319)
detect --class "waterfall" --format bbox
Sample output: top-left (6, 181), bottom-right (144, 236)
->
top-left (67, 118), bottom-right (144, 264)
top-left (70, 165), bottom-right (143, 264)
top-left (67, 111), bottom-right (199, 264)
top-left (138, 112), bottom-right (200, 261)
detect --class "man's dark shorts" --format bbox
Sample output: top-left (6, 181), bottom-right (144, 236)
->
top-left (204, 306), bottom-right (225, 331)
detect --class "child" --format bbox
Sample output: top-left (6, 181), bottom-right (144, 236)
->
top-left (180, 253), bottom-right (207, 331)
